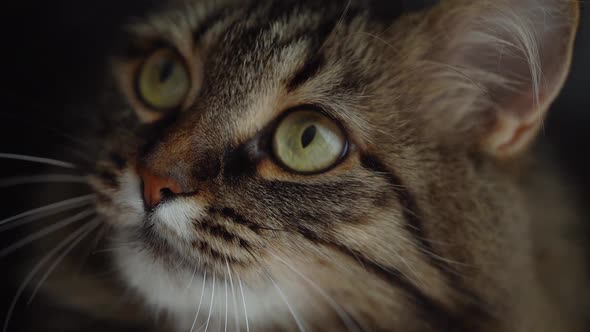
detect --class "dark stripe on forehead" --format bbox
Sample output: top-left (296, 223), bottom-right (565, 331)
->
top-left (286, 49), bottom-right (325, 92)
top-left (282, 4), bottom-right (367, 92)
top-left (193, 7), bottom-right (235, 42)
top-left (192, 2), bottom-right (261, 43)
top-left (364, 0), bottom-right (439, 21)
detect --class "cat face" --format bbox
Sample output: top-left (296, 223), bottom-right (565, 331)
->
top-left (80, 0), bottom-right (579, 331)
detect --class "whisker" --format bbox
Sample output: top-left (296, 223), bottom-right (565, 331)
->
top-left (27, 220), bottom-right (102, 304)
top-left (225, 259), bottom-right (240, 332)
top-left (70, 223), bottom-right (110, 281)
top-left (270, 252), bottom-right (363, 332)
top-left (189, 270), bottom-right (208, 332)
top-left (237, 275), bottom-right (250, 332)
top-left (0, 153), bottom-right (77, 169)
top-left (0, 199), bottom-right (93, 233)
top-left (2, 219), bottom-right (100, 332)
top-left (224, 275), bottom-right (228, 332)
top-left (203, 272), bottom-right (216, 332)
top-left (175, 254), bottom-right (187, 269)
top-left (0, 208), bottom-right (95, 258)
top-left (0, 194), bottom-right (95, 227)
top-left (267, 273), bottom-right (307, 332)
top-left (185, 263), bottom-right (198, 292)
top-left (0, 174), bottom-right (87, 187)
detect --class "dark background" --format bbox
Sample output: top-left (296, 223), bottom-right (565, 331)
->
top-left (0, 1), bottom-right (588, 331)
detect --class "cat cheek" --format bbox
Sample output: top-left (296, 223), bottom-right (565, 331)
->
top-left (91, 169), bottom-right (146, 228)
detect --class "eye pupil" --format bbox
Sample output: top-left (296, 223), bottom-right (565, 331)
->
top-left (301, 125), bottom-right (317, 148)
top-left (159, 60), bottom-right (175, 82)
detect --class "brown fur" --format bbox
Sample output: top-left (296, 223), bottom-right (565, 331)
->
top-left (7, 1), bottom-right (587, 331)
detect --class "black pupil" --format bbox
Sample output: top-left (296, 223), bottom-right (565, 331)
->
top-left (159, 60), bottom-right (175, 82)
top-left (301, 125), bottom-right (317, 148)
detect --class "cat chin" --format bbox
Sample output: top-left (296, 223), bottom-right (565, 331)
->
top-left (112, 238), bottom-right (293, 330)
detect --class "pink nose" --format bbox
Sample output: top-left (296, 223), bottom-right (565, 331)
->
top-left (138, 167), bottom-right (183, 209)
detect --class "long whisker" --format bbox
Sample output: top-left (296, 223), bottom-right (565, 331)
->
top-left (0, 153), bottom-right (77, 169)
top-left (189, 271), bottom-right (208, 332)
top-left (2, 219), bottom-right (100, 332)
top-left (0, 174), bottom-right (87, 187)
top-left (237, 275), bottom-right (250, 332)
top-left (0, 194), bottom-right (95, 226)
top-left (224, 275), bottom-right (228, 332)
top-left (27, 220), bottom-right (101, 303)
top-left (0, 199), bottom-right (93, 233)
top-left (69, 223), bottom-right (109, 282)
top-left (203, 272), bottom-right (216, 332)
top-left (267, 273), bottom-right (307, 332)
top-left (0, 208), bottom-right (95, 258)
top-left (269, 252), bottom-right (363, 332)
top-left (225, 259), bottom-right (240, 332)
top-left (185, 263), bottom-right (198, 292)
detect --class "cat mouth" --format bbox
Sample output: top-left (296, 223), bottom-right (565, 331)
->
top-left (136, 222), bottom-right (190, 267)
top-left (135, 197), bottom-right (260, 269)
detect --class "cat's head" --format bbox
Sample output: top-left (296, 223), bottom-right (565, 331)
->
top-left (80, 0), bottom-right (579, 330)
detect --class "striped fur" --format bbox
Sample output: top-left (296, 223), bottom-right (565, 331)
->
top-left (14, 1), bottom-right (587, 331)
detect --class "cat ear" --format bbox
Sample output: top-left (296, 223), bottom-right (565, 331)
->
top-left (427, 0), bottom-right (578, 158)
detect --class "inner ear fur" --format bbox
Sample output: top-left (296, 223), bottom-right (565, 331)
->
top-left (423, 0), bottom-right (579, 158)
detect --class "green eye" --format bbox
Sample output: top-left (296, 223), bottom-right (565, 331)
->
top-left (272, 110), bottom-right (347, 174)
top-left (136, 49), bottom-right (190, 110)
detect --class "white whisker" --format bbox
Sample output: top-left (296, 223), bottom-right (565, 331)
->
top-left (269, 252), bottom-right (363, 332)
top-left (2, 219), bottom-right (99, 332)
top-left (0, 208), bottom-right (95, 258)
top-left (189, 271), bottom-right (208, 332)
top-left (225, 259), bottom-right (240, 332)
top-left (27, 219), bottom-right (101, 303)
top-left (0, 198), bottom-right (93, 233)
top-left (70, 223), bottom-right (109, 281)
top-left (185, 263), bottom-right (199, 292)
top-left (267, 273), bottom-right (307, 332)
top-left (0, 194), bottom-right (95, 226)
top-left (224, 275), bottom-right (228, 332)
top-left (0, 153), bottom-right (77, 169)
top-left (203, 272), bottom-right (216, 332)
top-left (0, 174), bottom-right (87, 187)
top-left (237, 275), bottom-right (250, 332)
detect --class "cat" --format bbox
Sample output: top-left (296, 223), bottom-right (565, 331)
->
top-left (2, 0), bottom-right (588, 331)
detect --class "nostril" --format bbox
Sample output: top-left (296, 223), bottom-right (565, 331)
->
top-left (159, 188), bottom-right (176, 201)
top-left (138, 167), bottom-right (184, 210)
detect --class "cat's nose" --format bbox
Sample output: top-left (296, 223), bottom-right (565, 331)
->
top-left (138, 167), bottom-right (183, 209)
